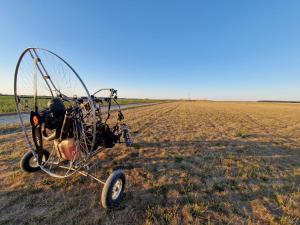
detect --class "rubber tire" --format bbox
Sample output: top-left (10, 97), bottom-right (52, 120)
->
top-left (101, 170), bottom-right (126, 209)
top-left (123, 130), bottom-right (132, 147)
top-left (20, 150), bottom-right (50, 173)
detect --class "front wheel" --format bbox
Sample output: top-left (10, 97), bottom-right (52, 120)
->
top-left (123, 130), bottom-right (132, 147)
top-left (101, 170), bottom-right (126, 209)
top-left (122, 125), bottom-right (132, 147)
top-left (20, 150), bottom-right (50, 173)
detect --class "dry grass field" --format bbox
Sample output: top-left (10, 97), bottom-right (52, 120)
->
top-left (0, 101), bottom-right (299, 225)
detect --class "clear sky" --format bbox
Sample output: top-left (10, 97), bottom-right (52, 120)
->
top-left (0, 0), bottom-right (300, 100)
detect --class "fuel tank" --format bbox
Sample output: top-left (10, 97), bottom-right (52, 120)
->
top-left (54, 138), bottom-right (78, 160)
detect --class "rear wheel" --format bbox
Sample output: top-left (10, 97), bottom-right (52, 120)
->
top-left (101, 170), bottom-right (126, 209)
top-left (20, 150), bottom-right (50, 173)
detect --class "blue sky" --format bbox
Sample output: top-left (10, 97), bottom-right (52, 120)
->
top-left (0, 0), bottom-right (300, 100)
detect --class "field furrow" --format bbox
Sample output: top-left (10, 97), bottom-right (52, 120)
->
top-left (0, 101), bottom-right (299, 225)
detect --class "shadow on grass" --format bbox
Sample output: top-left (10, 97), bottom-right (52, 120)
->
top-left (1, 137), bottom-right (299, 224)
top-left (119, 138), bottom-right (300, 223)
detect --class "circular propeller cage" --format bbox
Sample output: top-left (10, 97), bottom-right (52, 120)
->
top-left (14, 48), bottom-right (97, 178)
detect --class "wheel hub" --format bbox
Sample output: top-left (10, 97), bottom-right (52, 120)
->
top-left (112, 179), bottom-right (122, 200)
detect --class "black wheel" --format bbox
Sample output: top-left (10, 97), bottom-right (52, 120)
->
top-left (101, 170), bottom-right (126, 209)
top-left (123, 128), bottom-right (132, 147)
top-left (20, 150), bottom-right (50, 173)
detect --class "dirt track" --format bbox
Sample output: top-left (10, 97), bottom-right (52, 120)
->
top-left (0, 101), bottom-right (299, 224)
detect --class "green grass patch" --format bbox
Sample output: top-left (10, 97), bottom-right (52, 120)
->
top-left (0, 95), bottom-right (168, 113)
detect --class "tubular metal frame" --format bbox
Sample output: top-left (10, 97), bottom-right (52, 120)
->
top-left (14, 48), bottom-right (97, 179)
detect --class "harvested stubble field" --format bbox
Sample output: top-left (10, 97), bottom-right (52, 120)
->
top-left (0, 101), bottom-right (300, 225)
